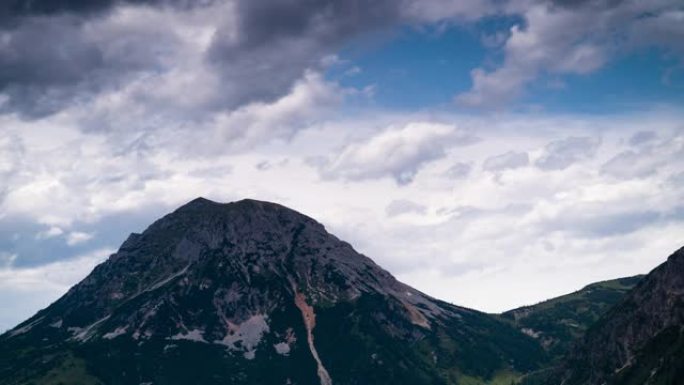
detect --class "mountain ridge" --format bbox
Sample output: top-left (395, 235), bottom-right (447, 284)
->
top-left (501, 275), bottom-right (643, 360)
top-left (559, 246), bottom-right (684, 385)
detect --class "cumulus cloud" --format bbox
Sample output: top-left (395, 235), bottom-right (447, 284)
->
top-left (457, 0), bottom-right (684, 107)
top-left (206, 0), bottom-right (401, 109)
top-left (535, 136), bottom-right (600, 171)
top-left (213, 71), bottom-right (343, 150)
top-left (320, 122), bottom-right (467, 185)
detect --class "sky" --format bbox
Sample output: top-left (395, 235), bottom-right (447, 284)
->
top-left (1, 0), bottom-right (683, 331)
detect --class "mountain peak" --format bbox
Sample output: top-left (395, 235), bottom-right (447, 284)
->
top-left (182, 196), bottom-right (219, 207)
top-left (171, 197), bottom-right (316, 224)
top-left (0, 199), bottom-right (546, 385)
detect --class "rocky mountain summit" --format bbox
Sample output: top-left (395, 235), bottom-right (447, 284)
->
top-left (0, 198), bottom-right (545, 385)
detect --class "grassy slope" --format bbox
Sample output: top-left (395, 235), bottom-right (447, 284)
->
top-left (500, 276), bottom-right (642, 360)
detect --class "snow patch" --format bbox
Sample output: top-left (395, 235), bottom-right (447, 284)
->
top-left (71, 316), bottom-right (111, 342)
top-left (49, 319), bottom-right (63, 328)
top-left (170, 329), bottom-right (207, 343)
top-left (274, 342), bottom-right (291, 355)
top-left (521, 328), bottom-right (542, 338)
top-left (215, 314), bottom-right (270, 355)
top-left (103, 326), bottom-right (128, 340)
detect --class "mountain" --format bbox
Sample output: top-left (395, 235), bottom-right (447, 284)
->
top-left (501, 275), bottom-right (642, 360)
top-left (557, 246), bottom-right (684, 385)
top-left (0, 198), bottom-right (546, 385)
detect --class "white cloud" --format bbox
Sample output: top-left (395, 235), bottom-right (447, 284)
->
top-left (36, 226), bottom-right (64, 240)
top-left (320, 122), bottom-right (467, 185)
top-left (457, 0), bottom-right (684, 107)
top-left (66, 231), bottom-right (94, 246)
top-left (214, 71), bottom-right (343, 150)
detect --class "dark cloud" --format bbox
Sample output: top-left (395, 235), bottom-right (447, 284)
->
top-left (0, 16), bottom-right (105, 116)
top-left (0, 0), bottom-right (215, 20)
top-left (206, 0), bottom-right (401, 108)
top-left (0, 0), bottom-right (117, 20)
top-left (0, 0), bottom-right (403, 118)
top-left (550, 0), bottom-right (625, 10)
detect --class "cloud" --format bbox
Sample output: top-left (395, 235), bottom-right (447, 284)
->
top-left (0, 6), bottom-right (189, 117)
top-left (601, 132), bottom-right (683, 179)
top-left (0, 252), bottom-right (17, 268)
top-left (400, 0), bottom-right (496, 22)
top-left (320, 122), bottom-right (466, 185)
top-left (206, 0), bottom-right (402, 109)
top-left (1, 0), bottom-right (436, 119)
top-left (483, 151), bottom-right (529, 172)
top-left (456, 0), bottom-right (684, 107)
top-left (386, 199), bottom-right (427, 217)
top-left (2, 0), bottom-right (680, 118)
top-left (36, 226), bottom-right (64, 240)
top-left (66, 231), bottom-right (94, 246)
top-left (213, 71), bottom-right (343, 150)
top-left (0, 249), bottom-right (110, 331)
top-left (600, 150), bottom-right (662, 179)
top-left (629, 131), bottom-right (657, 147)
top-left (0, 133), bottom-right (24, 203)
top-left (456, 3), bottom-right (606, 107)
top-left (445, 162), bottom-right (473, 179)
top-left (535, 136), bottom-right (600, 171)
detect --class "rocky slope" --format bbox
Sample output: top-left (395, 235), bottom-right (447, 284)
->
top-left (0, 198), bottom-right (546, 385)
top-left (501, 275), bottom-right (642, 360)
top-left (560, 246), bottom-right (684, 385)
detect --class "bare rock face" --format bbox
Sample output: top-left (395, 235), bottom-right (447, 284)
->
top-left (560, 247), bottom-right (684, 385)
top-left (0, 198), bottom-right (545, 385)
